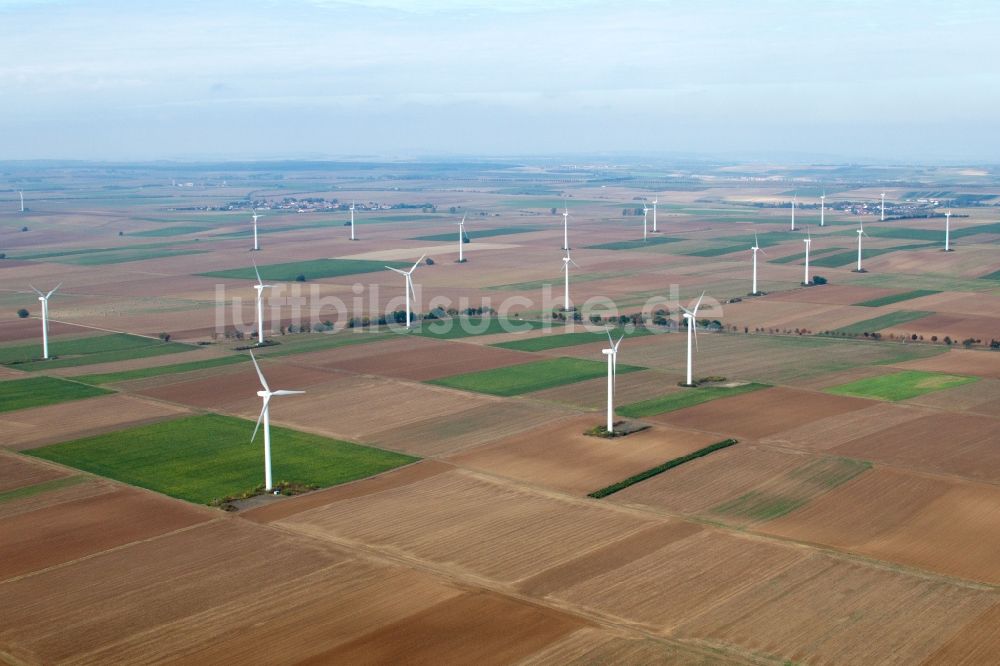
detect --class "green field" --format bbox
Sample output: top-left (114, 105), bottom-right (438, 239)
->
top-left (831, 310), bottom-right (933, 335)
top-left (491, 328), bottom-right (651, 352)
top-left (617, 383), bottom-right (770, 418)
top-left (27, 414), bottom-right (417, 505)
top-left (0, 376), bottom-right (111, 413)
top-left (429, 356), bottom-right (643, 396)
top-left (853, 289), bottom-right (940, 307)
top-left (825, 370), bottom-right (978, 401)
top-left (250, 330), bottom-right (396, 357)
top-left (200, 258), bottom-right (411, 281)
top-left (416, 317), bottom-right (554, 340)
top-left (74, 355), bottom-right (247, 385)
top-left (0, 333), bottom-right (193, 371)
top-left (585, 236), bottom-right (683, 251)
top-left (409, 226), bottom-right (542, 242)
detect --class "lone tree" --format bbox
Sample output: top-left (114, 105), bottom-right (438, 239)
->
top-left (16, 308), bottom-right (29, 318)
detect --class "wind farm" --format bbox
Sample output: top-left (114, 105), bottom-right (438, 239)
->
top-left (3, 0), bottom-right (1000, 662)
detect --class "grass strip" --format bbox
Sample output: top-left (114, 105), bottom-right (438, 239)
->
top-left (588, 438), bottom-right (738, 499)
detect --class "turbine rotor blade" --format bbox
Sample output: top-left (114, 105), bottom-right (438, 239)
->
top-left (271, 389), bottom-right (305, 396)
top-left (249, 351), bottom-right (270, 392)
top-left (692, 291), bottom-right (706, 315)
top-left (46, 283), bottom-right (62, 299)
top-left (28, 284), bottom-right (44, 297)
top-left (386, 266), bottom-right (407, 275)
top-left (410, 254), bottom-right (426, 273)
top-left (251, 395), bottom-right (270, 442)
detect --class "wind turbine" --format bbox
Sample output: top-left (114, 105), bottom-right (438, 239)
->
top-left (561, 248), bottom-right (578, 311)
top-left (642, 203), bottom-right (649, 241)
top-left (251, 208), bottom-right (262, 251)
top-left (456, 214), bottom-right (468, 263)
top-left (250, 352), bottom-right (304, 492)
top-left (790, 194), bottom-right (796, 231)
top-left (561, 201), bottom-right (570, 250)
top-left (252, 258), bottom-right (274, 346)
top-left (750, 233), bottom-right (766, 295)
top-left (652, 196), bottom-right (659, 232)
top-left (855, 216), bottom-right (869, 272)
top-left (349, 201), bottom-right (357, 241)
top-left (680, 292), bottom-right (705, 387)
top-left (944, 210), bottom-right (952, 252)
top-left (820, 191), bottom-right (826, 227)
top-left (602, 328), bottom-right (625, 432)
top-left (880, 192), bottom-right (886, 221)
top-left (385, 254), bottom-right (425, 328)
top-left (803, 228), bottom-right (812, 285)
top-left (18, 190), bottom-right (24, 213)
top-left (29, 283), bottom-right (61, 360)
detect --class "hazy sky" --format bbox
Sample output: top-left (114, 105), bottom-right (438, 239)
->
top-left (3, 0), bottom-right (999, 162)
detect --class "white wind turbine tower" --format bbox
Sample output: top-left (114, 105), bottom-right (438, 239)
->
top-left (750, 233), bottom-right (766, 295)
top-left (18, 190), bottom-right (24, 213)
top-left (562, 201), bottom-right (570, 250)
top-left (652, 196), bottom-right (659, 232)
top-left (29, 283), bottom-right (61, 360)
top-left (349, 201), bottom-right (357, 241)
top-left (802, 228), bottom-right (812, 285)
top-left (602, 328), bottom-right (625, 432)
top-left (385, 254), bottom-right (425, 328)
top-left (250, 352), bottom-right (304, 492)
top-left (820, 191), bottom-right (826, 227)
top-left (561, 248), bottom-right (578, 311)
top-left (680, 292), bottom-right (705, 387)
top-left (944, 210), bottom-right (952, 252)
top-left (456, 215), bottom-right (468, 262)
top-left (790, 194), bottom-right (796, 231)
top-left (252, 259), bottom-right (274, 346)
top-left (251, 208), bottom-right (262, 251)
top-left (642, 203), bottom-right (649, 241)
top-left (855, 216), bottom-right (869, 272)
top-left (880, 192), bottom-right (886, 221)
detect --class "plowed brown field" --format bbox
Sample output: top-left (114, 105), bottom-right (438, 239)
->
top-left (831, 412), bottom-right (1000, 483)
top-left (0, 487), bottom-right (213, 581)
top-left (649, 386), bottom-right (872, 439)
top-left (0, 451), bottom-right (68, 492)
top-left (1, 394), bottom-right (189, 450)
top-left (762, 467), bottom-right (1000, 584)
top-left (884, 312), bottom-right (1000, 343)
top-left (449, 416), bottom-right (718, 495)
top-left (760, 402), bottom-right (930, 450)
top-left (892, 347), bottom-right (1000, 379)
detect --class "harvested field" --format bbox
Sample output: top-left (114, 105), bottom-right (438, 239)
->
top-left (0, 393), bottom-right (189, 451)
top-left (430, 356), bottom-right (643, 397)
top-left (766, 284), bottom-right (901, 306)
top-left (830, 412), bottom-right (1000, 483)
top-left (276, 468), bottom-right (654, 583)
top-left (648, 386), bottom-right (871, 440)
top-left (0, 519), bottom-right (464, 664)
top-left (542, 526), bottom-right (803, 631)
top-left (367, 400), bottom-right (573, 457)
top-left (677, 554), bottom-right (997, 665)
top-left (0, 486), bottom-right (213, 581)
top-left (0, 476), bottom-right (112, 521)
top-left (520, 628), bottom-right (746, 665)
top-left (891, 347), bottom-right (1000, 379)
top-left (448, 416), bottom-right (719, 495)
top-left (289, 335), bottom-right (536, 381)
top-left (906, 377), bottom-right (1000, 412)
top-left (923, 603), bottom-right (1000, 665)
top-left (762, 467), bottom-right (1000, 584)
top-left (0, 317), bottom-right (82, 344)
